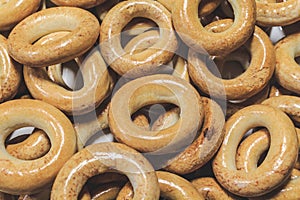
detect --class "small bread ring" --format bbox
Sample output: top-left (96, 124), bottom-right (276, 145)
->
top-left (117, 171), bottom-right (204, 200)
top-left (100, 0), bottom-right (178, 78)
top-left (6, 129), bottom-right (50, 160)
top-left (274, 33), bottom-right (300, 95)
top-left (24, 32), bottom-right (114, 115)
top-left (0, 34), bottom-right (21, 103)
top-left (188, 19), bottom-right (275, 100)
top-left (0, 0), bottom-right (41, 31)
top-left (50, 0), bottom-right (106, 8)
top-left (108, 74), bottom-right (203, 153)
top-left (172, 0), bottom-right (256, 56)
top-left (191, 177), bottom-right (240, 200)
top-left (161, 97), bottom-right (225, 175)
top-left (51, 142), bottom-right (160, 199)
top-left (256, 0), bottom-right (300, 26)
top-left (8, 7), bottom-right (99, 67)
top-left (88, 182), bottom-right (124, 200)
top-left (213, 104), bottom-right (298, 197)
top-left (0, 99), bottom-right (76, 195)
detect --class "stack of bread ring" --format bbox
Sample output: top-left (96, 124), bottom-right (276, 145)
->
top-left (0, 0), bottom-right (300, 199)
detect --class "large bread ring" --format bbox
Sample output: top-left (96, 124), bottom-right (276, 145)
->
top-left (100, 0), bottom-right (178, 78)
top-left (188, 19), bottom-right (275, 100)
top-left (117, 171), bottom-right (204, 200)
top-left (0, 99), bottom-right (76, 195)
top-left (0, 34), bottom-right (21, 103)
top-left (172, 0), bottom-right (256, 56)
top-left (50, 0), bottom-right (106, 8)
top-left (0, 0), bottom-right (41, 31)
top-left (24, 32), bottom-right (114, 115)
top-left (51, 142), bottom-right (160, 200)
top-left (274, 33), bottom-right (300, 95)
top-left (213, 104), bottom-right (298, 197)
top-left (256, 0), bottom-right (300, 26)
top-left (108, 74), bottom-right (203, 153)
top-left (7, 7), bottom-right (99, 67)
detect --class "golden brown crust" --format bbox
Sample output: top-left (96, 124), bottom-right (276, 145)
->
top-left (7, 7), bottom-right (100, 67)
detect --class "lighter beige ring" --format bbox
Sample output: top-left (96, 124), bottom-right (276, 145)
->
top-left (51, 142), bottom-right (160, 200)
top-left (0, 35), bottom-right (21, 103)
top-left (274, 33), bottom-right (300, 95)
top-left (172, 0), bottom-right (256, 56)
top-left (0, 0), bottom-right (41, 31)
top-left (100, 0), bottom-right (178, 78)
top-left (50, 0), bottom-right (106, 8)
top-left (108, 74), bottom-right (203, 153)
top-left (0, 99), bottom-right (76, 195)
top-left (24, 32), bottom-right (114, 115)
top-left (256, 0), bottom-right (300, 26)
top-left (8, 7), bottom-right (99, 67)
top-left (188, 19), bottom-right (275, 100)
top-left (213, 104), bottom-right (298, 197)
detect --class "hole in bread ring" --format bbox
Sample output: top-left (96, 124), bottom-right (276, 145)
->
top-left (0, 99), bottom-right (76, 195)
top-left (7, 7), bottom-right (100, 67)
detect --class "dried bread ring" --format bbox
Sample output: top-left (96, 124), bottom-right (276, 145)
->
top-left (8, 7), bottom-right (99, 67)
top-left (213, 104), bottom-right (298, 197)
top-left (188, 19), bottom-right (275, 100)
top-left (0, 99), bottom-right (76, 195)
top-left (172, 0), bottom-right (256, 56)
top-left (256, 0), bottom-right (300, 26)
top-left (108, 74), bottom-right (203, 153)
top-left (24, 32), bottom-right (114, 115)
top-left (100, 0), bottom-right (178, 78)
top-left (236, 129), bottom-right (300, 200)
top-left (274, 33), bottom-right (300, 95)
top-left (0, 0), bottom-right (41, 31)
top-left (0, 34), bottom-right (21, 103)
top-left (51, 142), bottom-right (160, 199)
